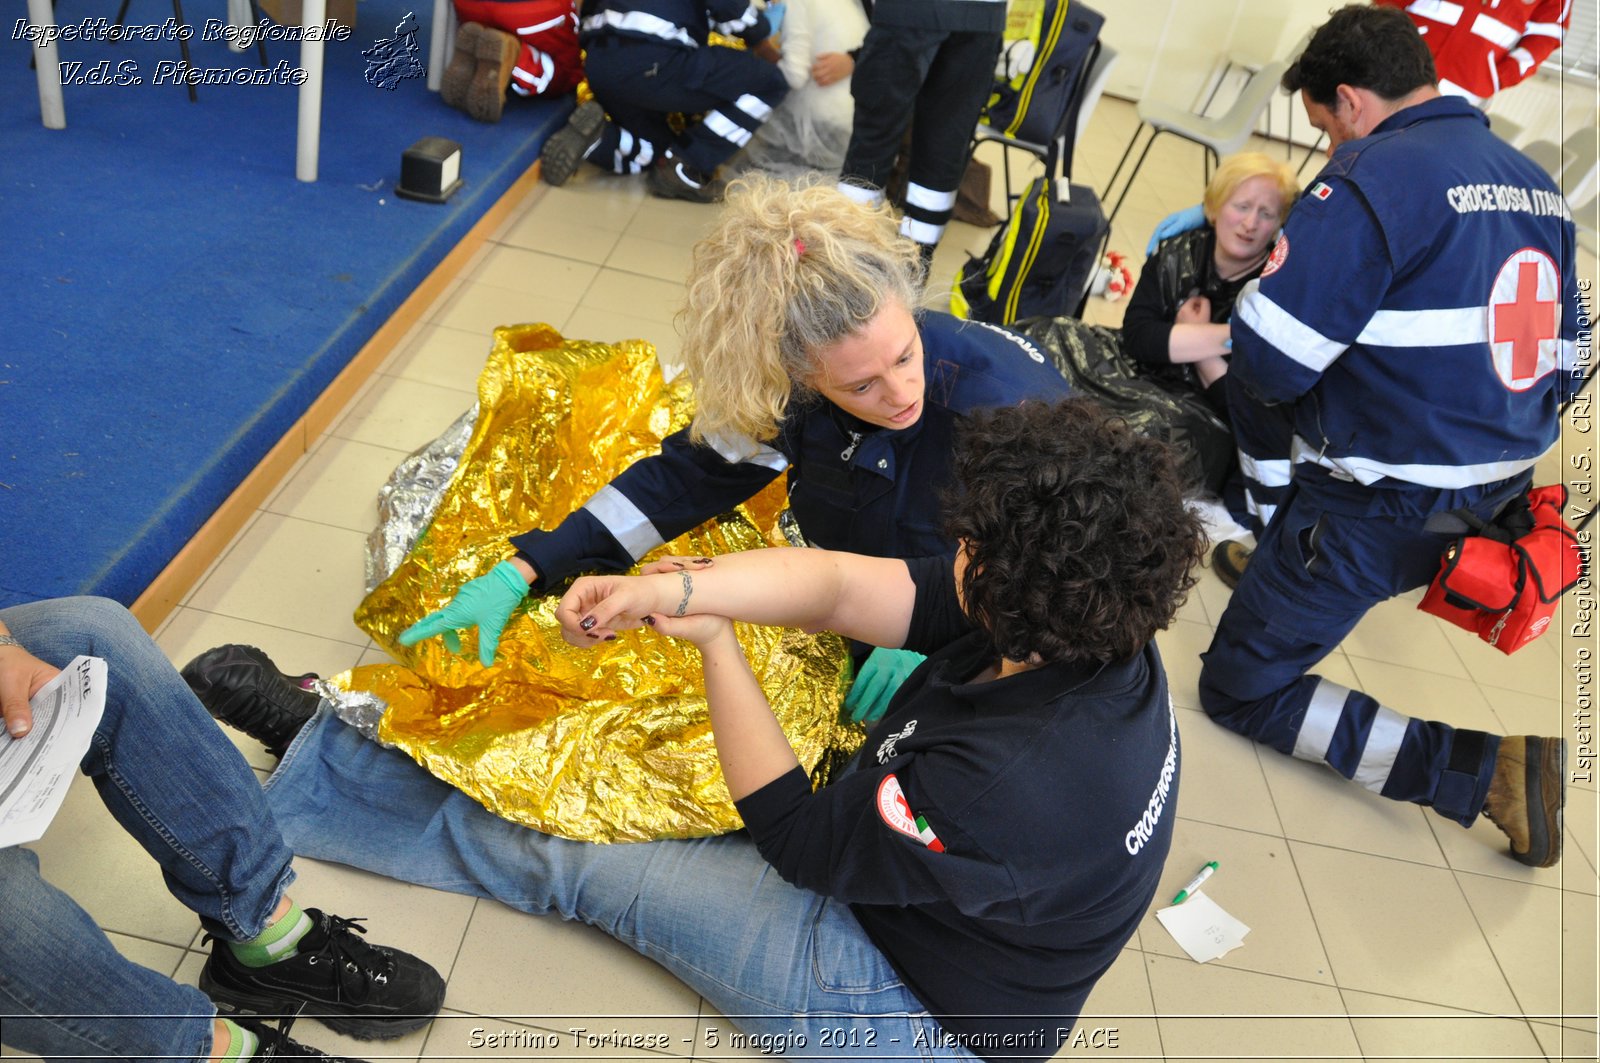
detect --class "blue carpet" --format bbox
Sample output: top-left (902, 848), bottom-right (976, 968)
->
top-left (1, 0), bottom-right (570, 609)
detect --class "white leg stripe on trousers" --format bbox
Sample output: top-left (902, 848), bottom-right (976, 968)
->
top-left (703, 110), bottom-right (753, 147)
top-left (583, 484), bottom-right (666, 560)
top-left (735, 93), bottom-right (773, 122)
top-left (1353, 705), bottom-right (1408, 793)
top-left (1238, 451), bottom-right (1291, 488)
top-left (511, 50), bottom-right (555, 94)
top-left (516, 14), bottom-right (569, 34)
top-left (1292, 677), bottom-right (1349, 763)
top-left (837, 182), bottom-right (884, 207)
top-left (900, 216), bottom-right (945, 246)
top-left (904, 182), bottom-right (958, 213)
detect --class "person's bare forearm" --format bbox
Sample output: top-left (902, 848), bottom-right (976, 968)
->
top-left (563, 547), bottom-right (916, 647)
top-left (696, 625), bottom-right (801, 799)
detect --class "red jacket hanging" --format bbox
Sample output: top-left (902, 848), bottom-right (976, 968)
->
top-left (1374, 0), bottom-right (1573, 103)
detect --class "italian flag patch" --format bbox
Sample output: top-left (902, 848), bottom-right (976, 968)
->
top-left (875, 774), bottom-right (945, 852)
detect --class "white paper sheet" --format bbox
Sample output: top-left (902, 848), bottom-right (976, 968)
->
top-left (1154, 890), bottom-right (1251, 963)
top-left (0, 656), bottom-right (107, 847)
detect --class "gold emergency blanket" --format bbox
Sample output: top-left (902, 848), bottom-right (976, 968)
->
top-left (343, 324), bottom-right (860, 842)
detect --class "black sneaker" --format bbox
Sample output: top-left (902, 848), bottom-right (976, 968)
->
top-left (200, 909), bottom-right (446, 1041)
top-left (234, 1015), bottom-right (370, 1061)
top-left (181, 644), bottom-right (320, 758)
top-left (646, 152), bottom-right (721, 203)
top-left (539, 99), bottom-right (605, 187)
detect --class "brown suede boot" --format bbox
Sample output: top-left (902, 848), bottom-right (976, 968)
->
top-left (439, 22), bottom-right (483, 115)
top-left (1481, 735), bottom-right (1566, 868)
top-left (1211, 540), bottom-right (1251, 589)
top-left (467, 25), bottom-right (521, 123)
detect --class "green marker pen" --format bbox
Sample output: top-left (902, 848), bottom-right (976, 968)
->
top-left (1170, 860), bottom-right (1219, 905)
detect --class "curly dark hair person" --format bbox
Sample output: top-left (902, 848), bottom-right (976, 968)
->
top-left (1282, 4), bottom-right (1437, 108)
top-left (945, 399), bottom-right (1206, 666)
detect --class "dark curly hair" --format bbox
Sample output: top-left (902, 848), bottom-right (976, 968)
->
top-left (1283, 4), bottom-right (1436, 109)
top-left (945, 399), bottom-right (1206, 666)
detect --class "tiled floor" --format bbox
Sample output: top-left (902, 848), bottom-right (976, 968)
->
top-left (9, 97), bottom-right (1599, 1062)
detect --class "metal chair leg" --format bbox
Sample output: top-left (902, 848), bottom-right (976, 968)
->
top-left (1105, 121), bottom-right (1144, 207)
top-left (171, 0), bottom-right (197, 101)
top-left (1108, 128), bottom-right (1161, 226)
top-left (250, 0), bottom-right (268, 67)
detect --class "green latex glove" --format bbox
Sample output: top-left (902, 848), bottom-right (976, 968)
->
top-left (398, 561), bottom-right (528, 667)
top-left (843, 646), bottom-right (927, 724)
top-left (1145, 203), bottom-right (1206, 255)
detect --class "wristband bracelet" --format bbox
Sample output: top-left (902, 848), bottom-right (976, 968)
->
top-left (0, 636), bottom-right (22, 649)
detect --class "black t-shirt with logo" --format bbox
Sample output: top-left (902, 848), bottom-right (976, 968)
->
top-left (735, 557), bottom-right (1179, 1062)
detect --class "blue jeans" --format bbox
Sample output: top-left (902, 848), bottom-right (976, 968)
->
top-left (0, 597), bottom-right (295, 1063)
top-left (267, 712), bottom-right (977, 1060)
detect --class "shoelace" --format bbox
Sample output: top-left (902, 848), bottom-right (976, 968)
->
top-left (244, 1014), bottom-right (357, 1062)
top-left (306, 913), bottom-right (395, 1001)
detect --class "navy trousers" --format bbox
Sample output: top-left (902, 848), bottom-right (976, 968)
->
top-left (1198, 463), bottom-right (1530, 826)
top-left (581, 37), bottom-right (789, 176)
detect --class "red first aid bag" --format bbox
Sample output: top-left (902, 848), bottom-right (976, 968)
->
top-left (1419, 484), bottom-right (1585, 654)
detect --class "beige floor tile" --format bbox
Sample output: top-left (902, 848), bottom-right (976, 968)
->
top-left (1341, 988), bottom-right (1546, 1062)
top-left (535, 175), bottom-right (648, 233)
top-left (263, 436), bottom-right (413, 534)
top-left (1145, 953), bottom-right (1361, 1059)
top-left (182, 513), bottom-right (369, 646)
top-left (29, 775), bottom-right (199, 947)
top-left (447, 899), bottom-right (701, 1049)
top-left (381, 322), bottom-right (494, 394)
top-left (330, 375), bottom-right (483, 454)
top-left (430, 280), bottom-right (575, 338)
top-left (1479, 682), bottom-right (1575, 743)
top-left (1343, 655), bottom-right (1507, 733)
top-left (1169, 707), bottom-right (1283, 836)
top-left (469, 245), bottom-right (601, 304)
top-left (1258, 745), bottom-right (1448, 867)
top-left (620, 197), bottom-right (726, 248)
top-left (1291, 841), bottom-right (1519, 1013)
top-left (1532, 1020), bottom-right (1600, 1060)
top-left (559, 305), bottom-right (683, 371)
top-left (1427, 801), bottom-right (1593, 893)
top-left (1453, 627), bottom-right (1564, 700)
top-left (1457, 871), bottom-right (1598, 1029)
top-left (1153, 618), bottom-right (1211, 711)
top-left (606, 232), bottom-right (696, 285)
top-left (578, 268), bottom-right (686, 326)
top-left (1171, 584), bottom-right (1213, 628)
top-left (1342, 596), bottom-right (1474, 678)
top-left (1142, 821), bottom-right (1332, 984)
top-left (1049, 948), bottom-right (1161, 1060)
top-left (498, 209), bottom-right (625, 265)
top-left (109, 931), bottom-right (192, 980)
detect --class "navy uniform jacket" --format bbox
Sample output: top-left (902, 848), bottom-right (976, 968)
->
top-left (578, 0), bottom-right (771, 48)
top-left (1231, 96), bottom-right (1582, 504)
top-left (737, 557), bottom-right (1177, 1061)
top-left (511, 312), bottom-right (1068, 589)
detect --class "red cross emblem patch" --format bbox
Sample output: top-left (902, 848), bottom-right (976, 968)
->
top-left (1487, 249), bottom-right (1561, 392)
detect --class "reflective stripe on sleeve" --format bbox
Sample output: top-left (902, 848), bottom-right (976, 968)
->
top-left (1356, 306), bottom-right (1488, 348)
top-left (583, 484), bottom-right (666, 560)
top-left (1236, 292), bottom-right (1348, 373)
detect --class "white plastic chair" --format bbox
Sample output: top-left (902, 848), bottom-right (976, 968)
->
top-left (1103, 59), bottom-right (1289, 225)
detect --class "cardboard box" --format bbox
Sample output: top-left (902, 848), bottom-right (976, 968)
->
top-left (257, 0), bottom-right (358, 30)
